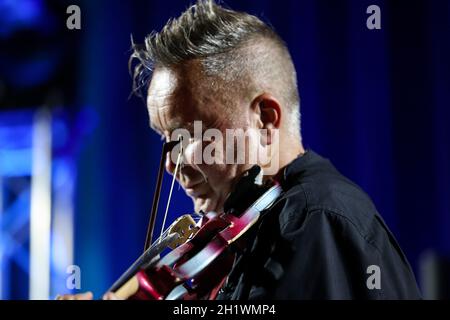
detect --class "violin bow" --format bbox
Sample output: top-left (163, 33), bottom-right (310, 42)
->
top-left (143, 137), bottom-right (182, 251)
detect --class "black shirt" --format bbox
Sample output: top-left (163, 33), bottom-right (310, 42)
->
top-left (217, 150), bottom-right (421, 299)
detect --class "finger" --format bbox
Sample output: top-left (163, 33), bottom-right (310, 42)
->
top-left (77, 291), bottom-right (93, 300)
top-left (102, 292), bottom-right (119, 300)
top-left (55, 294), bottom-right (74, 300)
top-left (55, 291), bottom-right (93, 300)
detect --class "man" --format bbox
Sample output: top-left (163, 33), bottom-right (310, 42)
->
top-left (59, 0), bottom-right (421, 300)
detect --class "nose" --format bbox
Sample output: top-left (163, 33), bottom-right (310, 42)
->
top-left (164, 137), bottom-right (185, 175)
top-left (165, 139), bottom-right (198, 176)
top-left (165, 140), bottom-right (188, 175)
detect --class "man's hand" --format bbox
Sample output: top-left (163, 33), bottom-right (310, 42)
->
top-left (55, 292), bottom-right (93, 300)
top-left (55, 291), bottom-right (121, 300)
top-left (102, 292), bottom-right (120, 300)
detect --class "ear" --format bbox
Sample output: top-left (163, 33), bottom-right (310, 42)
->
top-left (251, 93), bottom-right (281, 129)
top-left (250, 93), bottom-right (281, 145)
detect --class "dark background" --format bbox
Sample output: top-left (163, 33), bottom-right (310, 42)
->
top-left (0, 0), bottom-right (449, 298)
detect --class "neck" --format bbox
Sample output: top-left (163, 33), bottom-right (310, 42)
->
top-left (263, 138), bottom-right (304, 183)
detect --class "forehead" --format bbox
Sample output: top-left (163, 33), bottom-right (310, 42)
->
top-left (146, 66), bottom-right (215, 132)
top-left (147, 69), bottom-right (195, 130)
top-left (146, 67), bottom-right (180, 113)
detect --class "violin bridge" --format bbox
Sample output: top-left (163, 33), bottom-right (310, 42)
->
top-left (166, 214), bottom-right (199, 249)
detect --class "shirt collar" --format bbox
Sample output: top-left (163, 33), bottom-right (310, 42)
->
top-left (281, 149), bottom-right (326, 188)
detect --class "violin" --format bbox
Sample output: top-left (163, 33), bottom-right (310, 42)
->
top-left (106, 137), bottom-right (282, 300)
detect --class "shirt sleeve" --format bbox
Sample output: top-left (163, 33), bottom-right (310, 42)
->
top-left (273, 209), bottom-right (421, 299)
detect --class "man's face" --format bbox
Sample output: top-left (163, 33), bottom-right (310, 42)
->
top-left (147, 66), bottom-right (255, 213)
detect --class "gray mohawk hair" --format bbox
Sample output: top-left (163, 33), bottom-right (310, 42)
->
top-left (130, 0), bottom-right (281, 97)
top-left (129, 0), bottom-right (301, 137)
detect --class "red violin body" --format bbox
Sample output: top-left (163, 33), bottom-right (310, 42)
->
top-left (129, 206), bottom-right (260, 300)
top-left (107, 140), bottom-right (282, 300)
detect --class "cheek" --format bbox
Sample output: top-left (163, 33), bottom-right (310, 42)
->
top-left (184, 139), bottom-right (223, 167)
top-left (184, 139), bottom-right (203, 164)
top-left (184, 139), bottom-right (238, 187)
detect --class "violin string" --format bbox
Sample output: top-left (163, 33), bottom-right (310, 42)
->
top-left (158, 140), bottom-right (183, 243)
top-left (149, 213), bottom-right (201, 257)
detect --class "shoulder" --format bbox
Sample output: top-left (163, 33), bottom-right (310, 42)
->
top-left (262, 152), bottom-right (421, 299)
top-left (276, 152), bottom-right (383, 247)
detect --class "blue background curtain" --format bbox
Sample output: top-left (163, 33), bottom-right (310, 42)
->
top-left (72, 0), bottom-right (450, 296)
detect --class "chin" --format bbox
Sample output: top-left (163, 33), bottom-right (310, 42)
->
top-left (194, 198), bottom-right (219, 213)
